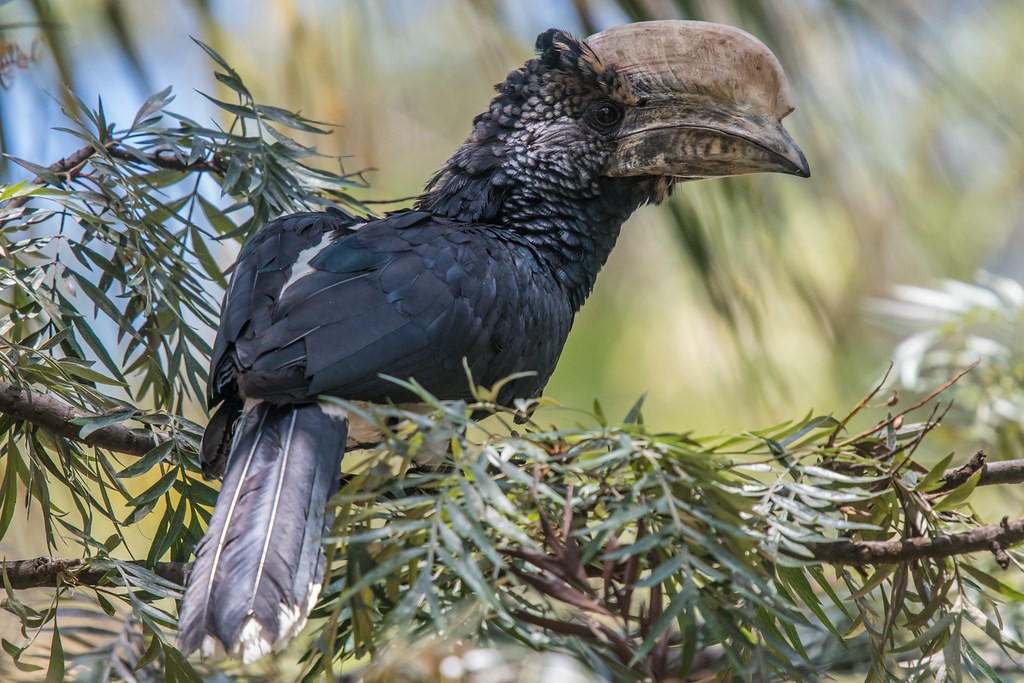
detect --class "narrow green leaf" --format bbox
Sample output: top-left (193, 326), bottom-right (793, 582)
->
top-left (601, 530), bottom-right (663, 560)
top-left (963, 639), bottom-right (1004, 683)
top-left (59, 360), bottom-right (126, 387)
top-left (2, 638), bottom-right (25, 661)
top-left (961, 563), bottom-right (1024, 601)
top-left (435, 545), bottom-right (507, 618)
top-left (132, 85), bottom-right (174, 128)
top-left (127, 468), bottom-right (178, 508)
top-left (119, 439), bottom-right (174, 478)
top-left (191, 38), bottom-right (239, 78)
top-left (631, 575), bottom-right (694, 666)
top-left (932, 468), bottom-right (983, 512)
top-left (162, 641), bottom-right (204, 683)
top-left (807, 565), bottom-right (852, 619)
top-left (255, 104), bottom-right (332, 134)
top-left (69, 270), bottom-right (131, 330)
top-left (134, 634), bottom-right (163, 672)
top-left (69, 310), bottom-right (129, 385)
top-left (45, 624), bottom-right (64, 683)
top-left (221, 155), bottom-right (245, 194)
top-left (340, 548), bottom-right (425, 600)
top-left (777, 566), bottom-right (843, 639)
top-left (850, 564), bottom-right (898, 600)
top-left (176, 478), bottom-right (219, 508)
top-left (0, 180), bottom-right (33, 200)
top-left (70, 410), bottom-right (136, 439)
top-left (197, 92), bottom-right (257, 121)
top-left (0, 441), bottom-right (20, 538)
top-left (214, 70), bottom-right (250, 97)
top-left (892, 611), bottom-right (956, 653)
top-left (7, 156), bottom-right (63, 185)
top-left (623, 392), bottom-right (646, 424)
top-left (913, 452), bottom-right (957, 492)
top-left (634, 550), bottom-right (688, 588)
top-left (446, 498), bottom-right (502, 568)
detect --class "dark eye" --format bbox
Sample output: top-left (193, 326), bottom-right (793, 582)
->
top-left (584, 100), bottom-right (623, 132)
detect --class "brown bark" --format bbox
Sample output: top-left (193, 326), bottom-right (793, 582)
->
top-left (807, 516), bottom-right (1024, 567)
top-left (1, 556), bottom-right (188, 590)
top-left (0, 379), bottom-right (158, 456)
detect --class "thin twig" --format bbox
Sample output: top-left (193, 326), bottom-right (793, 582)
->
top-left (1, 143), bottom-right (100, 215)
top-left (1, 142), bottom-right (226, 226)
top-left (105, 146), bottom-right (227, 175)
top-left (0, 379), bottom-right (402, 457)
top-left (838, 363), bottom-right (977, 447)
top-left (827, 363), bottom-right (892, 448)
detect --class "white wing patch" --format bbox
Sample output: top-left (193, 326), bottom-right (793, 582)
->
top-left (281, 223), bottom-right (365, 295)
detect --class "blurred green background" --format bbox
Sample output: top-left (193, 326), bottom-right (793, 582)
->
top-left (3, 0), bottom-right (1023, 435)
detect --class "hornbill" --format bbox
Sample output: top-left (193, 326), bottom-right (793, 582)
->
top-left (178, 20), bottom-right (809, 661)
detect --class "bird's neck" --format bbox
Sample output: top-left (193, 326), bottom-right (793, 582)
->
top-left (501, 180), bottom-right (643, 312)
top-left (419, 166), bottom-right (643, 312)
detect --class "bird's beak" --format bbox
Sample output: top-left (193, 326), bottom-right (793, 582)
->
top-left (607, 101), bottom-right (810, 179)
top-left (588, 20), bottom-right (810, 180)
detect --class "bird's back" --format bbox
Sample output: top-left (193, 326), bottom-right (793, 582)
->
top-left (211, 209), bottom-right (575, 412)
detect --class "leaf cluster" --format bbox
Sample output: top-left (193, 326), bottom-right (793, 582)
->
top-left (292, 384), bottom-right (1024, 682)
top-left (0, 41), bottom-right (364, 682)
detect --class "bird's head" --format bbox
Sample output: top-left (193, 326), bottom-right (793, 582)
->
top-left (419, 20), bottom-right (808, 225)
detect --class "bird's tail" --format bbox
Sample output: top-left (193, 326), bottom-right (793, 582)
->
top-left (178, 401), bottom-right (347, 662)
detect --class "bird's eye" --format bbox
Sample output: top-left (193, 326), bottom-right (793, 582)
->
top-left (584, 100), bottom-right (624, 132)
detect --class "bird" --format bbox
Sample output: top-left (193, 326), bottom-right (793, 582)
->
top-left (177, 20), bottom-right (809, 662)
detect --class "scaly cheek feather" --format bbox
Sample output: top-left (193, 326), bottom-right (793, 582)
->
top-left (650, 176), bottom-right (676, 204)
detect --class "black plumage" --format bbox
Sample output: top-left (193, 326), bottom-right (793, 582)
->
top-left (179, 22), bottom-right (808, 661)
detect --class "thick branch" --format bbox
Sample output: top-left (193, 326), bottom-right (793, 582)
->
top-left (0, 379), bottom-right (157, 456)
top-left (4, 518), bottom-right (1024, 592)
top-left (937, 450), bottom-right (1024, 491)
top-left (1, 556), bottom-right (188, 590)
top-left (0, 379), bottom-right (411, 456)
top-left (808, 516), bottom-right (1024, 566)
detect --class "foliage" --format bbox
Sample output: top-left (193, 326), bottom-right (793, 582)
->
top-left (0, 30), bottom-right (1022, 683)
top-left (0, 43), bottom-right (364, 682)
top-left (873, 274), bottom-right (1024, 459)
top-left (299, 385), bottom-right (1024, 682)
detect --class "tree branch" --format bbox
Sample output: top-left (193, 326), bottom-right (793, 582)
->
top-left (1, 142), bottom-right (225, 226)
top-left (3, 378), bottom-right (1024, 587)
top-left (1, 143), bottom-right (99, 216)
top-left (0, 556), bottom-right (188, 590)
top-left (936, 450), bottom-right (1024, 491)
top-left (106, 146), bottom-right (227, 175)
top-left (0, 379), bottom-right (157, 456)
top-left (0, 379), bottom-right (415, 457)
top-left (808, 516), bottom-right (1024, 566)
top-left (4, 517), bottom-right (1023, 592)
top-left (4, 373), bottom-right (1024, 487)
